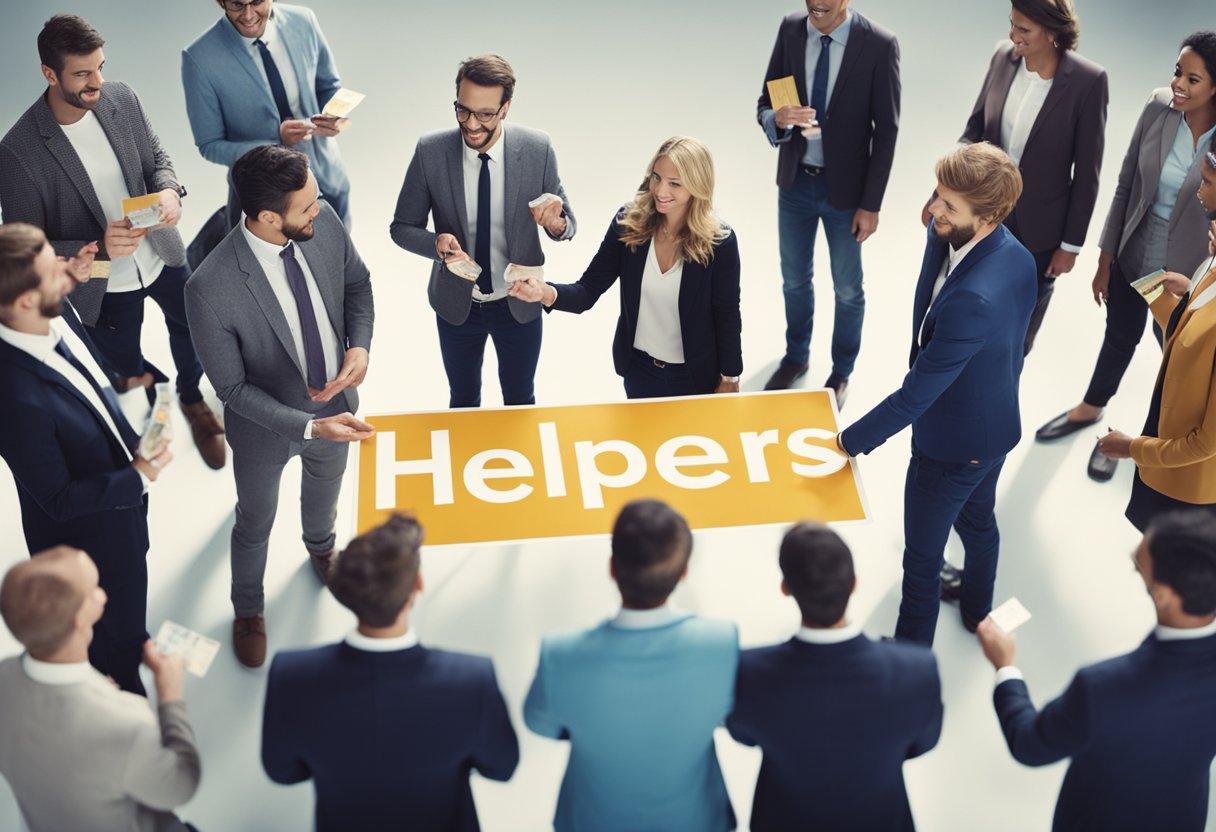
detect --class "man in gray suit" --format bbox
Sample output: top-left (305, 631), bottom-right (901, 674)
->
top-left (0, 546), bottom-right (201, 832)
top-left (185, 145), bottom-right (374, 668)
top-left (0, 14), bottom-right (226, 469)
top-left (391, 54), bottom-right (576, 408)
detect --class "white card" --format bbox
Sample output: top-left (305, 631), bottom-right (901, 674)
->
top-left (154, 620), bottom-right (220, 678)
top-left (504, 264), bottom-right (543, 284)
top-left (989, 597), bottom-right (1032, 634)
top-left (528, 193), bottom-right (561, 209)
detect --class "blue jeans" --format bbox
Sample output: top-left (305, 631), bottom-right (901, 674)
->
top-left (436, 301), bottom-right (542, 408)
top-left (896, 446), bottom-right (1006, 645)
top-left (778, 171), bottom-right (864, 377)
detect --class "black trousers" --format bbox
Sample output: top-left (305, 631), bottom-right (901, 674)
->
top-left (1083, 258), bottom-right (1163, 409)
top-left (1003, 212), bottom-right (1055, 356)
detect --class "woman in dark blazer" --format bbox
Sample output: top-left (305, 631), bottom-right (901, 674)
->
top-left (509, 136), bottom-right (742, 398)
top-left (950, 0), bottom-right (1108, 355)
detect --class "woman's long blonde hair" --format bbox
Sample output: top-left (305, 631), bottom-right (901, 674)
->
top-left (617, 136), bottom-right (728, 267)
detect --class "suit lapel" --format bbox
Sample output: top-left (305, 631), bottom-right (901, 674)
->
top-left (623, 242), bottom-right (648, 325)
top-left (502, 126), bottom-right (522, 246)
top-left (92, 88), bottom-right (144, 200)
top-left (219, 18), bottom-right (278, 113)
top-left (1158, 107), bottom-right (1181, 175)
top-left (912, 231), bottom-right (946, 330)
top-left (828, 14), bottom-right (864, 114)
top-left (275, 11), bottom-right (313, 113)
top-left (297, 234), bottom-right (344, 343)
top-left (791, 17), bottom-right (809, 106)
top-left (1024, 56), bottom-right (1072, 151)
top-left (445, 132), bottom-right (471, 248)
top-left (35, 98), bottom-right (109, 230)
top-left (235, 233), bottom-right (306, 379)
top-left (987, 49), bottom-right (1019, 143)
top-left (676, 253), bottom-right (705, 334)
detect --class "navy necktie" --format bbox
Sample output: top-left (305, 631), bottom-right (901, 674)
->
top-left (280, 243), bottom-right (328, 390)
top-left (811, 34), bottom-right (832, 119)
top-left (254, 38), bottom-right (294, 124)
top-left (475, 152), bottom-right (494, 296)
top-left (53, 337), bottom-right (139, 452)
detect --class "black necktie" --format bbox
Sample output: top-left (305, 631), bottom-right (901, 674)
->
top-left (254, 38), bottom-right (294, 124)
top-left (811, 35), bottom-right (832, 118)
top-left (475, 152), bottom-right (494, 296)
top-left (280, 243), bottom-right (328, 390)
top-left (53, 337), bottom-right (139, 452)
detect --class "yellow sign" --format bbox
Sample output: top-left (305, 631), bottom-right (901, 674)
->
top-left (356, 390), bottom-right (867, 546)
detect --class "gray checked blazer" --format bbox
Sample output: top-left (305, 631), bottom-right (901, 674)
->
top-left (0, 82), bottom-right (187, 325)
top-left (184, 202), bottom-right (373, 464)
top-left (389, 123), bottom-right (576, 326)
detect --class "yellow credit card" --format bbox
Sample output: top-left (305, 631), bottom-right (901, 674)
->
top-left (122, 194), bottom-right (162, 229)
top-left (767, 76), bottom-right (802, 111)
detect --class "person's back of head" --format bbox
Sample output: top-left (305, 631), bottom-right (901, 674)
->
top-left (0, 547), bottom-right (101, 661)
top-left (1144, 511), bottom-right (1216, 621)
top-left (610, 499), bottom-right (691, 610)
top-left (779, 523), bottom-right (855, 628)
top-left (329, 513), bottom-right (424, 629)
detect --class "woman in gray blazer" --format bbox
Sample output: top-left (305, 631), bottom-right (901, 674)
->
top-left (1036, 31), bottom-right (1216, 482)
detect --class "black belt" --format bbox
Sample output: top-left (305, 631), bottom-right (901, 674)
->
top-left (470, 295), bottom-right (507, 305)
top-left (633, 348), bottom-right (683, 369)
top-left (800, 164), bottom-right (825, 176)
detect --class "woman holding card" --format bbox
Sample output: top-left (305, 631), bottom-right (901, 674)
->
top-left (1036, 31), bottom-right (1216, 484)
top-left (508, 136), bottom-right (742, 399)
top-left (1098, 139), bottom-right (1216, 530)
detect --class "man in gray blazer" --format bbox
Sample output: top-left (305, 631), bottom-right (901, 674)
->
top-left (185, 145), bottom-right (374, 668)
top-left (0, 546), bottom-right (201, 832)
top-left (0, 14), bottom-right (226, 469)
top-left (391, 54), bottom-right (576, 408)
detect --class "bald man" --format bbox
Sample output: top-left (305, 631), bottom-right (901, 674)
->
top-left (0, 547), bottom-right (201, 832)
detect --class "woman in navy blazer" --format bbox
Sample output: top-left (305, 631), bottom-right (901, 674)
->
top-left (509, 136), bottom-right (742, 398)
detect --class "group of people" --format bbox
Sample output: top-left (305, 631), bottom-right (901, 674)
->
top-left (0, 0), bottom-right (1215, 829)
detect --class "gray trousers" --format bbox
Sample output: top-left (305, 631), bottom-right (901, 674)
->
top-left (230, 438), bottom-right (348, 617)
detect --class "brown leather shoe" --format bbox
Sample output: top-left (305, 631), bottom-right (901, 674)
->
top-left (764, 361), bottom-right (809, 391)
top-left (181, 400), bottom-right (227, 470)
top-left (309, 549), bottom-right (337, 584)
top-left (232, 614), bottom-right (266, 668)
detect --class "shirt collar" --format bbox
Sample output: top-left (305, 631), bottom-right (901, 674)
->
top-left (21, 654), bottom-right (94, 685)
top-left (344, 628), bottom-right (420, 652)
top-left (794, 622), bottom-right (862, 644)
top-left (1155, 617), bottom-right (1216, 641)
top-left (948, 233), bottom-right (984, 272)
top-left (806, 8), bottom-right (852, 45)
top-left (240, 219), bottom-right (293, 263)
top-left (0, 318), bottom-right (57, 361)
top-left (611, 603), bottom-right (685, 630)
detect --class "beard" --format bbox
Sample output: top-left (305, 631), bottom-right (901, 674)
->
top-left (935, 220), bottom-right (977, 249)
top-left (39, 293), bottom-right (66, 319)
top-left (461, 125), bottom-right (495, 150)
top-left (282, 218), bottom-right (315, 243)
top-left (58, 84), bottom-right (100, 111)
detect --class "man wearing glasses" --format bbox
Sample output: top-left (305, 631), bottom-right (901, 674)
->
top-left (391, 54), bottom-right (576, 409)
top-left (182, 0), bottom-right (354, 226)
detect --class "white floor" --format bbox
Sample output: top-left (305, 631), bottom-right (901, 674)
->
top-left (1, 1), bottom-right (1214, 829)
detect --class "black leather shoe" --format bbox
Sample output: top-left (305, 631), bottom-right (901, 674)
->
top-left (940, 563), bottom-right (963, 604)
top-left (1087, 441), bottom-right (1119, 482)
top-left (1035, 410), bottom-right (1101, 442)
top-left (764, 361), bottom-right (809, 390)
top-left (824, 373), bottom-right (849, 409)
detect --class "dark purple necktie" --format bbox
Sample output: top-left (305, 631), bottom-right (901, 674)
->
top-left (279, 242), bottom-right (328, 390)
top-left (475, 152), bottom-right (494, 295)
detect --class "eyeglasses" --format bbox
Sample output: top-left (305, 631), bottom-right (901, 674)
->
top-left (224, 0), bottom-right (266, 12)
top-left (453, 101), bottom-right (504, 125)
top-left (1205, 151), bottom-right (1216, 171)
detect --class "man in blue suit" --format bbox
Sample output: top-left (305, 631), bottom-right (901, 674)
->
top-left (977, 511), bottom-right (1216, 832)
top-left (0, 222), bottom-right (173, 695)
top-left (182, 0), bottom-right (353, 225)
top-left (727, 523), bottom-right (942, 831)
top-left (261, 513), bottom-right (519, 831)
top-left (524, 499), bottom-right (738, 832)
top-left (838, 142), bottom-right (1036, 645)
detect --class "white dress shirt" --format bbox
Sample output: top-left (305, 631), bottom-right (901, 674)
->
top-left (344, 628), bottom-right (420, 652)
top-left (463, 129), bottom-right (510, 301)
top-left (241, 16), bottom-right (304, 118)
top-left (59, 111), bottom-right (165, 293)
top-left (794, 622), bottom-right (862, 644)
top-left (801, 10), bottom-right (852, 167)
top-left (632, 241), bottom-right (685, 364)
top-left (1000, 60), bottom-right (1053, 168)
top-left (21, 655), bottom-right (94, 685)
top-left (611, 604), bottom-right (685, 629)
top-left (919, 233), bottom-right (983, 343)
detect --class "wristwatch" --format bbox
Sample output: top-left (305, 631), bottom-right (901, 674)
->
top-left (171, 183), bottom-right (188, 201)
top-left (721, 375), bottom-right (741, 383)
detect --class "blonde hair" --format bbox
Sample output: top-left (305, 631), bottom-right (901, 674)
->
top-left (935, 143), bottom-right (1023, 225)
top-left (0, 549), bottom-right (86, 657)
top-left (618, 136), bottom-right (728, 267)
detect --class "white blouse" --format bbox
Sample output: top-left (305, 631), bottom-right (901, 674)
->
top-left (632, 241), bottom-right (685, 364)
top-left (1000, 59), bottom-right (1054, 167)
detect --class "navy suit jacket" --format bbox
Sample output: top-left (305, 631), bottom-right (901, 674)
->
top-left (262, 641), bottom-right (519, 832)
top-left (995, 632), bottom-right (1216, 831)
top-left (841, 223), bottom-right (1036, 463)
top-left (727, 635), bottom-right (942, 831)
top-left (549, 215), bottom-right (743, 393)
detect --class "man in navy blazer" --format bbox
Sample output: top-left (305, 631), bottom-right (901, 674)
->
top-left (0, 223), bottom-right (173, 694)
top-left (727, 523), bottom-right (942, 831)
top-left (262, 513), bottom-right (519, 831)
top-left (978, 511), bottom-right (1216, 832)
top-left (524, 499), bottom-right (738, 832)
top-left (838, 143), bottom-right (1036, 645)
top-left (757, 0), bottom-right (901, 402)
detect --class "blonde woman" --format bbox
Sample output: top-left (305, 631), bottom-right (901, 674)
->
top-left (509, 136), bottom-right (741, 398)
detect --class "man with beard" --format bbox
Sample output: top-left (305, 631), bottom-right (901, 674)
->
top-left (0, 222), bottom-right (174, 695)
top-left (837, 143), bottom-right (1036, 646)
top-left (391, 54), bottom-right (576, 408)
top-left (0, 14), bottom-right (227, 470)
top-left (184, 145), bottom-right (374, 668)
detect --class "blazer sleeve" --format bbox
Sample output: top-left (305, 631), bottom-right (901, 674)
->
top-left (908, 654), bottom-right (943, 759)
top-left (184, 281), bottom-right (314, 440)
top-left (309, 9), bottom-right (343, 112)
top-left (859, 33), bottom-right (902, 213)
top-left (121, 701), bottom-right (202, 810)
top-left (549, 217), bottom-right (626, 314)
top-left (994, 675), bottom-right (1093, 767)
top-left (960, 48), bottom-right (1002, 145)
top-left (0, 144), bottom-right (95, 261)
top-left (1061, 68), bottom-right (1110, 248)
top-left (542, 139), bottom-right (577, 242)
top-left (122, 84), bottom-right (180, 195)
top-left (523, 642), bottom-right (568, 741)
top-left (470, 662), bottom-right (520, 782)
top-left (724, 656), bottom-right (759, 748)
top-left (181, 49), bottom-right (270, 169)
top-left (340, 217), bottom-right (374, 352)
top-left (1098, 93), bottom-right (1158, 256)
top-left (711, 231), bottom-right (743, 377)
top-left (756, 20), bottom-right (795, 146)
top-left (261, 658), bottom-right (311, 784)
top-left (1129, 356), bottom-right (1216, 470)
top-left (389, 140), bottom-right (439, 260)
